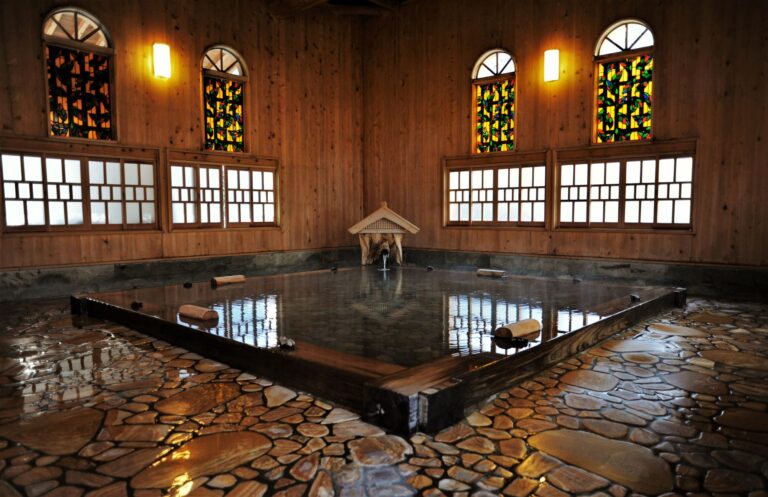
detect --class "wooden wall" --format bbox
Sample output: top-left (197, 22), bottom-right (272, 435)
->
top-left (0, 0), bottom-right (364, 268)
top-left (362, 0), bottom-right (768, 267)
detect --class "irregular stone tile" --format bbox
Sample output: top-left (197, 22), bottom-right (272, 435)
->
top-left (96, 448), bottom-right (170, 478)
top-left (0, 408), bottom-right (103, 455)
top-left (12, 466), bottom-right (62, 486)
top-left (564, 393), bottom-right (606, 410)
top-left (560, 370), bottom-right (618, 392)
top-left (456, 436), bottom-right (495, 454)
top-left (348, 436), bottom-right (412, 466)
top-left (99, 424), bottom-right (171, 443)
top-left (65, 470), bottom-right (113, 488)
top-left (207, 475), bottom-right (237, 489)
top-left (155, 383), bottom-right (240, 416)
top-left (649, 419), bottom-right (698, 438)
top-left (546, 465), bottom-right (610, 493)
top-left (321, 408), bottom-right (358, 425)
top-left (438, 479), bottom-right (470, 492)
top-left (703, 468), bottom-right (764, 493)
top-left (296, 423), bottom-right (328, 438)
top-left (715, 408), bottom-right (768, 432)
top-left (333, 420), bottom-right (384, 438)
top-left (38, 486), bottom-right (84, 497)
top-left (289, 452), bottom-right (320, 481)
top-left (624, 399), bottom-right (666, 416)
top-left (506, 408), bottom-right (534, 419)
top-left (528, 430), bottom-right (674, 495)
top-left (264, 386), bottom-right (297, 407)
top-left (601, 408), bottom-right (646, 426)
top-left (83, 482), bottom-right (127, 497)
top-left (425, 441), bottom-right (458, 456)
top-left (516, 419), bottom-right (557, 434)
top-left (477, 427), bottom-right (511, 440)
top-left (131, 432), bottom-right (271, 488)
top-left (308, 470), bottom-right (334, 497)
top-left (711, 449), bottom-right (766, 472)
top-left (700, 350), bottom-right (768, 372)
top-left (622, 353), bottom-right (658, 364)
top-left (601, 340), bottom-right (679, 353)
top-left (516, 452), bottom-right (560, 478)
top-left (195, 359), bottom-right (228, 373)
top-left (224, 481), bottom-right (267, 497)
top-left (502, 476), bottom-right (538, 497)
top-left (466, 412), bottom-right (492, 427)
top-left (582, 419), bottom-right (628, 439)
top-left (689, 312), bottom-right (734, 324)
top-left (646, 323), bottom-right (707, 337)
top-left (663, 371), bottom-right (728, 395)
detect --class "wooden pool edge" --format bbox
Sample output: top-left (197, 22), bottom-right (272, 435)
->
top-left (363, 287), bottom-right (687, 434)
top-left (71, 286), bottom-right (686, 436)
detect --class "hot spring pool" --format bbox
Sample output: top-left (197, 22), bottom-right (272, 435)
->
top-left (73, 266), bottom-right (684, 433)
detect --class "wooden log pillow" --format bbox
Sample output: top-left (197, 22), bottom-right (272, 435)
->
top-left (493, 318), bottom-right (542, 339)
top-left (477, 268), bottom-right (506, 278)
top-left (211, 274), bottom-right (246, 287)
top-left (178, 304), bottom-right (219, 321)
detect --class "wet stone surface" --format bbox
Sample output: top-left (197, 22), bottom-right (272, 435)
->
top-left (0, 297), bottom-right (765, 496)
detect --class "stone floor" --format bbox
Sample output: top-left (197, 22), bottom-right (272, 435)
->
top-left (0, 297), bottom-right (766, 497)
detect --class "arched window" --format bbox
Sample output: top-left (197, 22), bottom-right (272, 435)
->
top-left (594, 20), bottom-right (654, 143)
top-left (202, 45), bottom-right (247, 152)
top-left (43, 7), bottom-right (114, 140)
top-left (472, 49), bottom-right (516, 153)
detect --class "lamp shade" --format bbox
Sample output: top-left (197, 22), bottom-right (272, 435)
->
top-left (544, 49), bottom-right (559, 82)
top-left (153, 43), bottom-right (171, 78)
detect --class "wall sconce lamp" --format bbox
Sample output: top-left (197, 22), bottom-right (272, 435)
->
top-left (544, 49), bottom-right (559, 82)
top-left (153, 43), bottom-right (171, 78)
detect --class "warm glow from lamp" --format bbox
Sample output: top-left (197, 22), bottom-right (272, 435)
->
top-left (153, 43), bottom-right (171, 78)
top-left (544, 49), bottom-right (559, 82)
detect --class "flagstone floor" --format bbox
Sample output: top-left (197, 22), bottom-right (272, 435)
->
top-left (0, 297), bottom-right (766, 497)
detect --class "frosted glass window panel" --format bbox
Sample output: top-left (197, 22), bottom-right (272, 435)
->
top-left (497, 168), bottom-right (508, 188)
top-left (626, 161), bottom-right (641, 184)
top-left (591, 163), bottom-right (605, 185)
top-left (483, 169), bottom-right (493, 189)
top-left (112, 186), bottom-right (121, 200)
top-left (521, 167), bottom-right (532, 187)
top-left (560, 201), bottom-right (573, 222)
top-left (140, 164), bottom-right (154, 185)
top-left (561, 165), bottom-right (574, 186)
top-left (91, 202), bottom-right (106, 224)
top-left (27, 201), bottom-right (45, 225)
top-left (49, 202), bottom-right (66, 225)
top-left (533, 202), bottom-right (544, 222)
top-left (210, 169), bottom-right (220, 188)
top-left (497, 203), bottom-right (508, 222)
top-left (521, 203), bottom-right (532, 222)
top-left (171, 166), bottom-right (184, 187)
top-left (64, 160), bottom-right (81, 183)
top-left (172, 203), bottom-right (185, 223)
top-left (658, 158), bottom-right (675, 182)
top-left (641, 160), bottom-right (656, 183)
top-left (533, 166), bottom-right (546, 186)
top-left (640, 200), bottom-right (655, 223)
top-left (185, 204), bottom-right (195, 223)
top-left (2, 155), bottom-right (22, 181)
top-left (5, 200), bottom-right (25, 226)
top-left (449, 204), bottom-right (459, 221)
top-left (674, 200), bottom-right (691, 224)
top-left (228, 203), bottom-right (239, 223)
top-left (5, 183), bottom-right (16, 199)
top-left (471, 203), bottom-right (482, 221)
top-left (482, 203), bottom-right (493, 221)
top-left (508, 168), bottom-right (519, 187)
top-left (625, 201), bottom-right (639, 223)
top-left (46, 158), bottom-right (63, 183)
top-left (67, 202), bottom-right (83, 224)
top-left (32, 184), bottom-right (44, 199)
top-left (681, 183), bottom-right (692, 198)
top-left (89, 161), bottom-right (104, 184)
top-left (227, 169), bottom-right (238, 189)
top-left (239, 170), bottom-right (250, 189)
top-left (657, 200), bottom-right (673, 223)
top-left (240, 204), bottom-right (251, 222)
top-left (210, 204), bottom-right (221, 223)
top-left (574, 163), bottom-right (588, 185)
top-left (574, 202), bottom-right (587, 222)
top-left (676, 157), bottom-right (693, 182)
top-left (124, 163), bottom-right (139, 185)
top-left (471, 170), bottom-right (483, 189)
top-left (107, 202), bottom-right (122, 224)
top-left (106, 162), bottom-right (120, 184)
top-left (459, 204), bottom-right (469, 221)
top-left (264, 205), bottom-right (274, 223)
top-left (253, 204), bottom-right (264, 223)
top-left (605, 201), bottom-right (619, 222)
top-left (590, 201), bottom-right (604, 223)
top-left (24, 156), bottom-right (43, 181)
top-left (126, 203), bottom-right (140, 224)
top-left (19, 183), bottom-right (30, 199)
top-left (606, 162), bottom-right (620, 184)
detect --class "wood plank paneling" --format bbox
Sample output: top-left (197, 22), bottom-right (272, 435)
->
top-left (362, 0), bottom-right (768, 266)
top-left (0, 0), bottom-right (363, 269)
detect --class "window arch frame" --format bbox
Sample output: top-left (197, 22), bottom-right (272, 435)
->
top-left (42, 7), bottom-right (116, 141)
top-left (593, 19), bottom-right (655, 144)
top-left (471, 48), bottom-right (518, 155)
top-left (201, 44), bottom-right (249, 153)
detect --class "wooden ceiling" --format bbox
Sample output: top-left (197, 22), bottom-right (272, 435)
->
top-left (264, 0), bottom-right (410, 17)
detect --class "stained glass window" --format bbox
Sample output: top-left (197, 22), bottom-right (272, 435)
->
top-left (43, 8), bottom-right (113, 140)
top-left (595, 20), bottom-right (654, 143)
top-left (472, 50), bottom-right (516, 153)
top-left (202, 46), bottom-right (247, 152)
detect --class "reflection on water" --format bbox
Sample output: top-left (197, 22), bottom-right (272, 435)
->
top-left (92, 267), bottom-right (650, 367)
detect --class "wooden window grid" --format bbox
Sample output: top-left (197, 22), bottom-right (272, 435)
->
top-left (170, 162), bottom-right (278, 229)
top-left (445, 162), bottom-right (546, 227)
top-left (1, 151), bottom-right (157, 232)
top-left (557, 153), bottom-right (694, 229)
